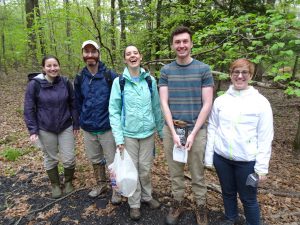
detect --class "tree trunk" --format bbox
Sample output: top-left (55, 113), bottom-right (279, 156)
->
top-left (253, 63), bottom-right (264, 82)
top-left (153, 0), bottom-right (163, 75)
top-left (45, 0), bottom-right (57, 56)
top-left (35, 0), bottom-right (46, 56)
top-left (1, 33), bottom-right (7, 75)
top-left (64, 0), bottom-right (72, 72)
top-left (94, 0), bottom-right (102, 23)
top-left (292, 55), bottom-right (299, 80)
top-left (118, 0), bottom-right (126, 47)
top-left (0, 0), bottom-right (7, 74)
top-left (155, 0), bottom-right (162, 60)
top-left (25, 0), bottom-right (39, 68)
top-left (110, 0), bottom-right (116, 60)
top-left (293, 107), bottom-right (300, 154)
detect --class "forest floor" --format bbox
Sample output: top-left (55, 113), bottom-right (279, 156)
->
top-left (0, 72), bottom-right (300, 225)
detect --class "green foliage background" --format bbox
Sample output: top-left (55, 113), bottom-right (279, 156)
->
top-left (0, 0), bottom-right (299, 89)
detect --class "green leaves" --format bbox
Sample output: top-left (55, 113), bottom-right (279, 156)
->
top-left (274, 73), bottom-right (292, 82)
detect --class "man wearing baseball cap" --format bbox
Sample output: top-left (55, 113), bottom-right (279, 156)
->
top-left (74, 40), bottom-right (121, 204)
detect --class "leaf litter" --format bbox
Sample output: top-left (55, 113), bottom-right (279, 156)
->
top-left (0, 74), bottom-right (299, 224)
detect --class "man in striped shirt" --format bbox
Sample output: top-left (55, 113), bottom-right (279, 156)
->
top-left (159, 26), bottom-right (214, 225)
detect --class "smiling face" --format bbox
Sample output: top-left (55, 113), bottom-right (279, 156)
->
top-left (43, 58), bottom-right (60, 78)
top-left (230, 66), bottom-right (252, 90)
top-left (124, 46), bottom-right (142, 70)
top-left (82, 44), bottom-right (100, 67)
top-left (229, 59), bottom-right (254, 90)
top-left (171, 32), bottom-right (193, 62)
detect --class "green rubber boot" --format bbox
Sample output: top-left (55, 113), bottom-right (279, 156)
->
top-left (64, 167), bottom-right (75, 194)
top-left (46, 167), bottom-right (62, 199)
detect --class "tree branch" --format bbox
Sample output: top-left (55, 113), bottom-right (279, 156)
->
top-left (14, 187), bottom-right (87, 225)
top-left (86, 7), bottom-right (115, 68)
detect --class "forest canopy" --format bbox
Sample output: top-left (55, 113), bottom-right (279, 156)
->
top-left (0, 0), bottom-right (299, 80)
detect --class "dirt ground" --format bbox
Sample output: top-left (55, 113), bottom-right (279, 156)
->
top-left (0, 73), bottom-right (300, 225)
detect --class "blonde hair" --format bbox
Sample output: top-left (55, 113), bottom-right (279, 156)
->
top-left (229, 58), bottom-right (255, 78)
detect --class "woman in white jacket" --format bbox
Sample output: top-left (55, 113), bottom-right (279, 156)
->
top-left (205, 58), bottom-right (273, 225)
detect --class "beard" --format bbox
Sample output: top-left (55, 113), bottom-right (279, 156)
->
top-left (83, 56), bottom-right (99, 67)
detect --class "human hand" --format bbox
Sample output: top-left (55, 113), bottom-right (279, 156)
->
top-left (30, 134), bottom-right (38, 143)
top-left (73, 129), bottom-right (80, 137)
top-left (172, 133), bottom-right (181, 148)
top-left (117, 144), bottom-right (125, 152)
top-left (258, 174), bottom-right (267, 182)
top-left (185, 133), bottom-right (195, 151)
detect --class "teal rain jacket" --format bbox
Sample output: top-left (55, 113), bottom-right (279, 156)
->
top-left (109, 67), bottom-right (164, 145)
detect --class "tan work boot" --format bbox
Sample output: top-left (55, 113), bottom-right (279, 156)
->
top-left (130, 208), bottom-right (141, 221)
top-left (165, 200), bottom-right (184, 225)
top-left (143, 198), bottom-right (161, 209)
top-left (111, 189), bottom-right (122, 205)
top-left (88, 164), bottom-right (108, 198)
top-left (195, 204), bottom-right (208, 225)
top-left (46, 166), bottom-right (62, 199)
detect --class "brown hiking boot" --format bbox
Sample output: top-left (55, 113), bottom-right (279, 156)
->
top-left (88, 164), bottom-right (108, 198)
top-left (130, 208), bottom-right (141, 221)
top-left (195, 204), bottom-right (208, 225)
top-left (111, 189), bottom-right (122, 205)
top-left (165, 201), bottom-right (184, 225)
top-left (143, 198), bottom-right (161, 209)
top-left (88, 183), bottom-right (108, 198)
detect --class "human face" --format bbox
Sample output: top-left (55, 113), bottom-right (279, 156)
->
top-left (124, 46), bottom-right (142, 70)
top-left (171, 32), bottom-right (193, 61)
top-left (82, 45), bottom-right (100, 67)
top-left (43, 58), bottom-right (60, 78)
top-left (230, 66), bottom-right (251, 90)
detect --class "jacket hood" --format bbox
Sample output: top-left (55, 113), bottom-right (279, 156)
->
top-left (226, 85), bottom-right (258, 97)
top-left (81, 61), bottom-right (107, 79)
top-left (122, 67), bottom-right (150, 81)
top-left (31, 73), bottom-right (63, 87)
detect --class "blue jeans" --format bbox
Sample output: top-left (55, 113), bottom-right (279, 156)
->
top-left (213, 153), bottom-right (260, 225)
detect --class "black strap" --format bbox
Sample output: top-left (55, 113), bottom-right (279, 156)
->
top-left (76, 69), bottom-right (113, 88)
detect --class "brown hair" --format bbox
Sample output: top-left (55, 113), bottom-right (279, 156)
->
top-left (170, 26), bottom-right (192, 44)
top-left (42, 55), bottom-right (60, 67)
top-left (123, 45), bottom-right (140, 58)
top-left (229, 58), bottom-right (255, 78)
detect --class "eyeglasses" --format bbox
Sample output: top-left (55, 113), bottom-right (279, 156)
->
top-left (231, 70), bottom-right (249, 77)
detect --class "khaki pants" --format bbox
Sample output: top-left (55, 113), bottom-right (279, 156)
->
top-left (83, 130), bottom-right (116, 166)
top-left (163, 125), bottom-right (207, 205)
top-left (125, 134), bottom-right (155, 208)
top-left (39, 126), bottom-right (75, 170)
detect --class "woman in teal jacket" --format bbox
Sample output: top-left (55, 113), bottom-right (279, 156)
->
top-left (109, 45), bottom-right (164, 221)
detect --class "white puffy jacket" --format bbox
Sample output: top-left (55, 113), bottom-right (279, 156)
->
top-left (204, 85), bottom-right (273, 175)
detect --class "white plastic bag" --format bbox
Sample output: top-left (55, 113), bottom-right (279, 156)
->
top-left (108, 148), bottom-right (138, 197)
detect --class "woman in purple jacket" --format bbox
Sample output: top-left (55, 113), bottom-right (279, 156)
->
top-left (24, 55), bottom-right (79, 199)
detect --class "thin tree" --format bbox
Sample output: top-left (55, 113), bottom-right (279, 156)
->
top-left (0, 0), bottom-right (7, 74)
top-left (25, 0), bottom-right (39, 68)
top-left (45, 0), bottom-right (58, 56)
top-left (118, 0), bottom-right (126, 46)
top-left (64, 0), bottom-right (72, 72)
